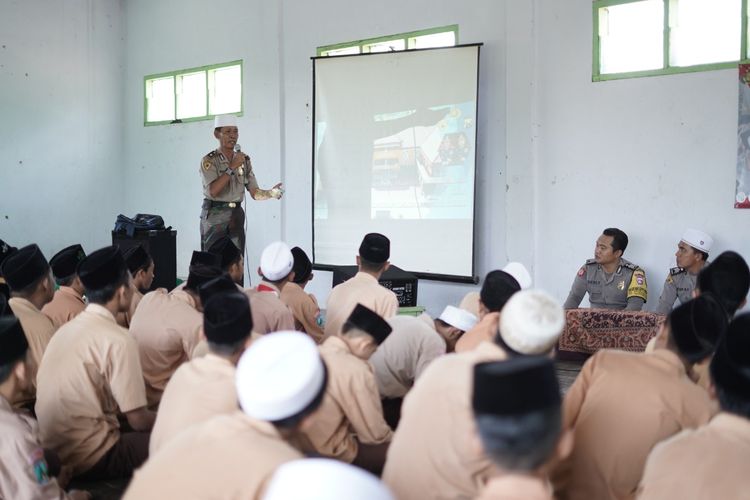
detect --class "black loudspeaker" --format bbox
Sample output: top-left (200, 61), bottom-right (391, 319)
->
top-left (112, 230), bottom-right (177, 291)
top-left (331, 265), bottom-right (418, 307)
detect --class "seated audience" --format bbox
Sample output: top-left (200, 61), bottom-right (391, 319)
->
top-left (280, 246), bottom-right (324, 342)
top-left (244, 241), bottom-right (296, 334)
top-left (41, 244), bottom-right (87, 328)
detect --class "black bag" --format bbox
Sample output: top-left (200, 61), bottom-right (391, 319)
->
top-left (114, 213), bottom-right (169, 237)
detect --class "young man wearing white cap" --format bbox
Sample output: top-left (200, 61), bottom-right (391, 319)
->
top-left (123, 332), bottom-right (328, 499)
top-left (199, 114), bottom-right (284, 257)
top-left (458, 261), bottom-right (532, 318)
top-left (370, 304), bottom-right (478, 400)
top-left (383, 290), bottom-right (565, 500)
top-left (244, 241), bottom-right (296, 334)
top-left (655, 228), bottom-right (713, 315)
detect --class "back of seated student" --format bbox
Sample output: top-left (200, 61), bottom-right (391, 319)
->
top-left (115, 245), bottom-right (155, 328)
top-left (638, 313), bottom-right (750, 499)
top-left (35, 246), bottom-right (155, 480)
top-left (473, 357), bottom-right (572, 500)
top-left (695, 250), bottom-right (750, 318)
top-left (0, 316), bottom-right (90, 500)
top-left (208, 235), bottom-right (244, 285)
top-left (41, 244), bottom-right (87, 329)
top-left (280, 246), bottom-right (324, 343)
top-left (552, 294), bottom-right (727, 500)
top-left (171, 250), bottom-right (222, 293)
top-left (150, 284), bottom-right (253, 454)
top-left (0, 239), bottom-right (17, 302)
top-left (245, 241), bottom-right (296, 334)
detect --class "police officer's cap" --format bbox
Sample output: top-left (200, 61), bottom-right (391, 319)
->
top-left (344, 304), bottom-right (392, 346)
top-left (0, 316), bottom-right (29, 366)
top-left (203, 291), bottom-right (253, 346)
top-left (77, 246), bottom-right (128, 291)
top-left (359, 233), bottom-right (390, 264)
top-left (1, 244), bottom-right (50, 291)
top-left (50, 244), bottom-right (86, 280)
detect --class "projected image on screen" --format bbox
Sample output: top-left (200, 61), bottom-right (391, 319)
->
top-left (313, 46), bottom-right (480, 278)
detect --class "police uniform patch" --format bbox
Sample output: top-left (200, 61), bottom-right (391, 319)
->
top-left (202, 160), bottom-right (212, 171)
top-left (577, 267), bottom-right (586, 278)
top-left (627, 269), bottom-right (648, 301)
top-left (617, 280), bottom-right (625, 290)
top-left (670, 266), bottom-right (685, 276)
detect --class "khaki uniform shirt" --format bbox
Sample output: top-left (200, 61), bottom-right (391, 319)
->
top-left (324, 272), bottom-right (399, 339)
top-left (244, 282), bottom-right (296, 335)
top-left (654, 265), bottom-right (702, 315)
top-left (455, 312), bottom-right (499, 354)
top-left (279, 282), bottom-right (324, 343)
top-left (8, 297), bottom-right (57, 403)
top-left (116, 287), bottom-right (145, 328)
top-left (149, 353), bottom-right (238, 454)
top-left (369, 313), bottom-right (446, 399)
top-left (477, 475), bottom-right (554, 500)
top-left (552, 349), bottom-right (715, 500)
top-left (637, 413), bottom-right (750, 499)
top-left (200, 149), bottom-right (259, 202)
top-left (35, 304), bottom-right (147, 475)
top-left (382, 341), bottom-right (507, 500)
top-left (459, 291), bottom-right (481, 318)
top-left (41, 286), bottom-right (86, 329)
top-left (300, 336), bottom-right (393, 463)
top-left (129, 289), bottom-right (203, 407)
top-left (124, 412), bottom-right (302, 500)
top-left (0, 396), bottom-right (70, 500)
top-left (563, 258), bottom-right (647, 311)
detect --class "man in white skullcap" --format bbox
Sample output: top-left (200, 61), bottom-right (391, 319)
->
top-left (263, 458), bottom-right (395, 500)
top-left (458, 262), bottom-right (532, 318)
top-left (123, 332), bottom-right (328, 499)
top-left (655, 228), bottom-right (713, 315)
top-left (383, 290), bottom-right (564, 500)
top-left (244, 241), bottom-right (296, 334)
top-left (199, 113), bottom-right (284, 263)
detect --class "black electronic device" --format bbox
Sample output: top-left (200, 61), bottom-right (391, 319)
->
top-left (112, 229), bottom-right (177, 291)
top-left (331, 265), bottom-right (418, 307)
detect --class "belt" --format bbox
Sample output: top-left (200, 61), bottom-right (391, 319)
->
top-left (203, 199), bottom-right (242, 209)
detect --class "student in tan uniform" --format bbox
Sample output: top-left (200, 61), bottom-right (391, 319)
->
top-left (302, 304), bottom-right (394, 474)
top-left (1, 244), bottom-right (57, 404)
top-left (458, 261), bottom-right (532, 319)
top-left (150, 287), bottom-right (252, 454)
top-left (208, 235), bottom-right (244, 284)
top-left (0, 238), bottom-right (17, 302)
top-left (124, 331), bottom-right (328, 499)
top-left (129, 264), bottom-right (222, 407)
top-left (35, 246), bottom-right (154, 480)
top-left (695, 250), bottom-right (750, 318)
top-left (0, 316), bottom-right (90, 500)
top-left (551, 294), bottom-right (727, 500)
top-left (455, 266), bottom-right (526, 353)
top-left (473, 358), bottom-right (572, 500)
top-left (638, 313), bottom-right (750, 499)
top-left (245, 241), bottom-right (296, 334)
top-left (123, 245), bottom-right (154, 324)
top-left (171, 250), bottom-right (221, 293)
top-left (383, 289), bottom-right (565, 500)
top-left (323, 233), bottom-right (399, 339)
top-left (41, 244), bottom-right (87, 329)
top-left (280, 246), bottom-right (324, 342)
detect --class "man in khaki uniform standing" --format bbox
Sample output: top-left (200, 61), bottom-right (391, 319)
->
top-left (0, 316), bottom-right (91, 500)
top-left (638, 314), bottom-right (750, 499)
top-left (41, 244), bottom-right (87, 329)
top-left (302, 304), bottom-right (394, 474)
top-left (383, 290), bottom-right (565, 500)
top-left (551, 295), bottom-right (726, 500)
top-left (199, 114), bottom-right (283, 255)
top-left (129, 264), bottom-right (222, 407)
top-left (36, 246), bottom-right (154, 480)
top-left (124, 331), bottom-right (328, 499)
top-left (655, 228), bottom-right (712, 315)
top-left (245, 241), bottom-right (296, 335)
top-left (280, 246), bottom-right (324, 342)
top-left (1, 244), bottom-right (57, 405)
top-left (150, 289), bottom-right (252, 454)
top-left (324, 233), bottom-right (399, 339)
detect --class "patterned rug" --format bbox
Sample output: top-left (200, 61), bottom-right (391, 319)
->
top-left (558, 309), bottom-right (665, 355)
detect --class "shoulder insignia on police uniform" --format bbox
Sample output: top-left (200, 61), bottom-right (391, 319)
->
top-left (627, 268), bottom-right (648, 301)
top-left (202, 160), bottom-right (212, 171)
top-left (669, 266), bottom-right (686, 276)
top-left (620, 260), bottom-right (638, 271)
top-left (585, 258), bottom-right (597, 266)
top-left (207, 150), bottom-right (217, 158)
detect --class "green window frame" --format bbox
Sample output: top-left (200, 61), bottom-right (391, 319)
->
top-left (317, 25), bottom-right (459, 56)
top-left (593, 0), bottom-right (749, 81)
top-left (144, 60), bottom-right (243, 126)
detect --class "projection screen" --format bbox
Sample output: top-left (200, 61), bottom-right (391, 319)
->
top-left (312, 44), bottom-right (480, 281)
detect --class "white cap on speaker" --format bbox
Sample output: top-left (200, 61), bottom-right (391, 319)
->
top-left (214, 114), bottom-right (238, 128)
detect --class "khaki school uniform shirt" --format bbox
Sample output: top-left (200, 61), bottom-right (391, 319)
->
top-left (244, 281), bottom-right (296, 335)
top-left (552, 349), bottom-right (715, 500)
top-left (0, 396), bottom-right (71, 500)
top-left (455, 312), bottom-right (500, 353)
top-left (8, 297), bottom-right (57, 403)
top-left (300, 336), bottom-right (393, 463)
top-left (41, 286), bottom-right (85, 329)
top-left (116, 286), bottom-right (145, 328)
top-left (323, 272), bottom-right (399, 339)
top-left (124, 412), bottom-right (302, 500)
top-left (149, 353), bottom-right (238, 454)
top-left (35, 304), bottom-right (147, 475)
top-left (129, 289), bottom-right (203, 407)
top-left (279, 282), bottom-right (324, 342)
top-left (369, 313), bottom-right (446, 399)
top-left (382, 341), bottom-right (507, 500)
top-left (637, 412), bottom-right (750, 500)
top-left (477, 475), bottom-right (554, 500)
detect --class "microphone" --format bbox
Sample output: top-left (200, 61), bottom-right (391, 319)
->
top-left (233, 143), bottom-right (242, 153)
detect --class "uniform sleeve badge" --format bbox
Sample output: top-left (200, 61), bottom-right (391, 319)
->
top-left (202, 160), bottom-right (212, 171)
top-left (577, 267), bottom-right (585, 278)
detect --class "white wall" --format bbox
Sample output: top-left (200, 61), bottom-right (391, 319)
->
top-left (0, 0), bottom-right (125, 259)
top-left (534, 0), bottom-right (747, 311)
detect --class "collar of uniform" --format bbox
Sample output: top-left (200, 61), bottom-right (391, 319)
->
top-left (649, 348), bottom-right (689, 376)
top-left (709, 412), bottom-right (750, 440)
top-left (483, 474), bottom-right (553, 498)
top-left (215, 148), bottom-right (230, 163)
top-left (170, 289), bottom-right (197, 309)
top-left (282, 281), bottom-right (303, 295)
top-left (86, 303), bottom-right (118, 323)
top-left (238, 411), bottom-right (285, 440)
top-left (257, 281), bottom-right (281, 296)
top-left (354, 271), bottom-right (379, 284)
top-left (203, 352), bottom-right (237, 370)
top-left (8, 296), bottom-right (41, 314)
top-left (59, 286), bottom-right (85, 304)
top-left (689, 260), bottom-right (710, 276)
top-left (0, 394), bottom-right (13, 413)
top-left (417, 312), bottom-right (434, 330)
top-left (473, 340), bottom-right (508, 359)
top-left (322, 335), bottom-right (353, 356)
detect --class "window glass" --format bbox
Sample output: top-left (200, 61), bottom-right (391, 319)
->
top-left (669, 0), bottom-right (741, 66)
top-left (599, 0), bottom-right (664, 74)
top-left (146, 76), bottom-right (175, 122)
top-left (209, 65), bottom-right (242, 115)
top-left (176, 71), bottom-right (207, 119)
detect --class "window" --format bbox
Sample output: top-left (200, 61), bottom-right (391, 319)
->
top-left (593, 0), bottom-right (746, 80)
top-left (317, 25), bottom-right (458, 56)
top-left (144, 60), bottom-right (242, 125)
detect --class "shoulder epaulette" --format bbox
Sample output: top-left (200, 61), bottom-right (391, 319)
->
top-left (669, 266), bottom-right (686, 276)
top-left (585, 258), bottom-right (597, 266)
top-left (206, 150), bottom-right (217, 158)
top-left (620, 260), bottom-right (638, 271)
